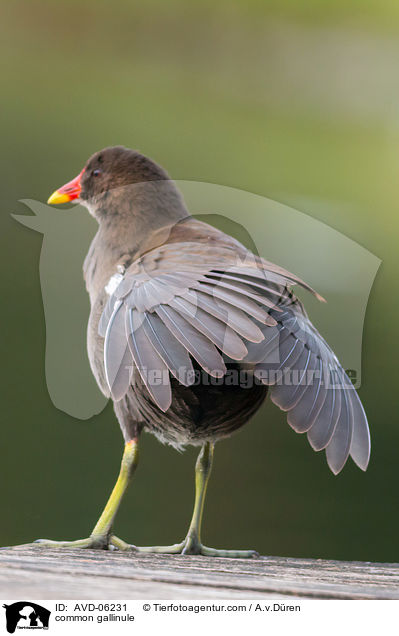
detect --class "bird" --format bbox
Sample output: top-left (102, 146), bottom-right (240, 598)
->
top-left (37, 145), bottom-right (370, 557)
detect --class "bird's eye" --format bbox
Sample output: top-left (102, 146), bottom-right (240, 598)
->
top-left (92, 169), bottom-right (102, 177)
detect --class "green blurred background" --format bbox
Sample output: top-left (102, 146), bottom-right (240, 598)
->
top-left (1, 0), bottom-right (398, 562)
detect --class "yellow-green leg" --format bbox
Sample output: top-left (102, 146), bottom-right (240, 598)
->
top-left (34, 439), bottom-right (139, 550)
top-left (135, 442), bottom-right (258, 558)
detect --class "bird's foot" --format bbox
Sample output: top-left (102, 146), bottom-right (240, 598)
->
top-left (134, 535), bottom-right (259, 558)
top-left (33, 534), bottom-right (258, 558)
top-left (33, 534), bottom-right (135, 551)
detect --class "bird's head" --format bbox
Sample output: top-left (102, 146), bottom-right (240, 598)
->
top-left (47, 146), bottom-right (182, 222)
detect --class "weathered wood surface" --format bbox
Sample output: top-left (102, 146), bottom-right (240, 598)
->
top-left (0, 545), bottom-right (398, 600)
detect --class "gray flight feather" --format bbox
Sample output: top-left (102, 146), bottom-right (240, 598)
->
top-left (155, 305), bottom-right (226, 377)
top-left (142, 312), bottom-right (195, 386)
top-left (104, 301), bottom-right (134, 401)
top-left (201, 277), bottom-right (281, 312)
top-left (180, 290), bottom-right (265, 343)
top-left (194, 281), bottom-right (275, 325)
top-left (325, 385), bottom-right (353, 475)
top-left (168, 296), bottom-right (248, 360)
top-left (126, 308), bottom-right (172, 412)
top-left (97, 230), bottom-right (368, 474)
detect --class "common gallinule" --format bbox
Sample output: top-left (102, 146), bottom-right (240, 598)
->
top-left (38, 146), bottom-right (370, 556)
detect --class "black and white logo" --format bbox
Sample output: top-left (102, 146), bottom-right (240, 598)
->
top-left (2, 602), bottom-right (50, 633)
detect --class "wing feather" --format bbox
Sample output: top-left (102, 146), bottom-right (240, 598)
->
top-left (142, 312), bottom-right (195, 386)
top-left (99, 239), bottom-right (369, 475)
top-left (180, 289), bottom-right (264, 343)
top-left (104, 301), bottom-right (134, 401)
top-left (155, 305), bottom-right (226, 377)
top-left (126, 308), bottom-right (172, 411)
top-left (168, 296), bottom-right (248, 359)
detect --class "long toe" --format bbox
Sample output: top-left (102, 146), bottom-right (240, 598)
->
top-left (34, 538), bottom-right (98, 549)
top-left (109, 535), bottom-right (137, 551)
top-left (134, 542), bottom-right (186, 554)
top-left (33, 536), bottom-right (112, 550)
top-left (134, 540), bottom-right (259, 558)
top-left (200, 546), bottom-right (259, 558)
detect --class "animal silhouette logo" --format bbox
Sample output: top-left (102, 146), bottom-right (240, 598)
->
top-left (13, 183), bottom-right (381, 418)
top-left (2, 602), bottom-right (50, 633)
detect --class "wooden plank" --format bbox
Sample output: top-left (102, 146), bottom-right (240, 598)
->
top-left (0, 545), bottom-right (398, 600)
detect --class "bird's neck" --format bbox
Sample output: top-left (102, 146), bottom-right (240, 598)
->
top-left (83, 185), bottom-right (190, 302)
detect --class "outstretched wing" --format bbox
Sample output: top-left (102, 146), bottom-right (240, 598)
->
top-left (99, 241), bottom-right (370, 474)
top-left (248, 293), bottom-right (370, 474)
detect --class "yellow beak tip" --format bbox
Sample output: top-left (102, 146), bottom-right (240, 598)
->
top-left (47, 190), bottom-right (71, 205)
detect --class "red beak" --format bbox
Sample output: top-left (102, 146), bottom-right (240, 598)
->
top-left (47, 168), bottom-right (85, 204)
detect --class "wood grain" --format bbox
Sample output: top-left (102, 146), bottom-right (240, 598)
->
top-left (0, 545), bottom-right (398, 600)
